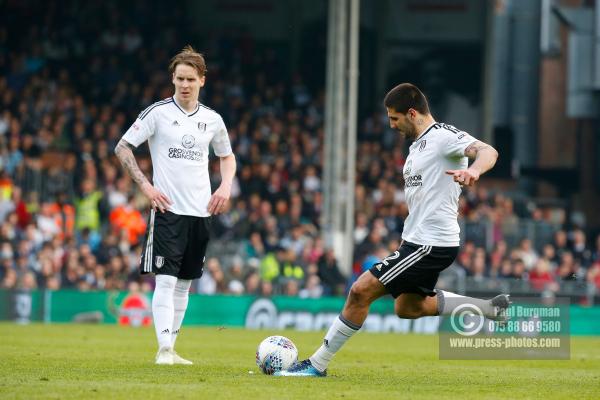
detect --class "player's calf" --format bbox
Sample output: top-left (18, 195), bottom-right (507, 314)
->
top-left (394, 293), bottom-right (438, 319)
top-left (394, 302), bottom-right (427, 319)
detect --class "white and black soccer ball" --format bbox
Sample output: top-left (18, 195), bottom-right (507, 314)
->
top-left (255, 335), bottom-right (298, 375)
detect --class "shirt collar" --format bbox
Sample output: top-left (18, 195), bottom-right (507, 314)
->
top-left (414, 122), bottom-right (437, 144)
top-left (172, 96), bottom-right (200, 116)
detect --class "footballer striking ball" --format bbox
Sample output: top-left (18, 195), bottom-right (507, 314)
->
top-left (255, 335), bottom-right (298, 375)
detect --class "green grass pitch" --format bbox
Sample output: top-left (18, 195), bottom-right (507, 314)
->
top-left (1, 323), bottom-right (599, 399)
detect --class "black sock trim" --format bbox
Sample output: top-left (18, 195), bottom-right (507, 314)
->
top-left (338, 314), bottom-right (361, 331)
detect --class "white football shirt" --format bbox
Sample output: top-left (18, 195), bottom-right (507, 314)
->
top-left (122, 97), bottom-right (233, 217)
top-left (401, 122), bottom-right (477, 247)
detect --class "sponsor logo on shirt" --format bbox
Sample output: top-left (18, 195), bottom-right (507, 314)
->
top-left (182, 134), bottom-right (195, 148)
top-left (168, 147), bottom-right (206, 161)
top-left (405, 174), bottom-right (423, 187)
top-left (404, 160), bottom-right (412, 177)
top-left (403, 160), bottom-right (422, 187)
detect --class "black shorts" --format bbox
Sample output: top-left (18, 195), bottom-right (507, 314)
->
top-left (369, 241), bottom-right (458, 298)
top-left (140, 210), bottom-right (211, 280)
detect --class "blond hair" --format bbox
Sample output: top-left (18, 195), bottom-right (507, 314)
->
top-left (169, 45), bottom-right (207, 77)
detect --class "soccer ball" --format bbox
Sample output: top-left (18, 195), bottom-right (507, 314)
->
top-left (255, 335), bottom-right (298, 375)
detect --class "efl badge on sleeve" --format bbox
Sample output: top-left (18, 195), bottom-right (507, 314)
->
top-left (155, 256), bottom-right (164, 269)
top-left (197, 122), bottom-right (207, 132)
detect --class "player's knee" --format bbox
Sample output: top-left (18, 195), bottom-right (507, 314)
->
top-left (348, 280), bottom-right (374, 306)
top-left (174, 279), bottom-right (192, 294)
top-left (155, 274), bottom-right (177, 291)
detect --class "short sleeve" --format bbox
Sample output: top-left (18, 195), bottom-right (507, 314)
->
top-left (211, 116), bottom-right (233, 157)
top-left (122, 111), bottom-right (156, 147)
top-left (441, 127), bottom-right (477, 159)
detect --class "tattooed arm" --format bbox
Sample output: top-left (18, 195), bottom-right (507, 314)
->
top-left (114, 139), bottom-right (172, 212)
top-left (464, 140), bottom-right (499, 175)
top-left (114, 139), bottom-right (150, 187)
top-left (445, 140), bottom-right (498, 186)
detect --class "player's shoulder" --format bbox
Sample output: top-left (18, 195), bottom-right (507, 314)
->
top-left (138, 97), bottom-right (174, 120)
top-left (430, 122), bottom-right (465, 135)
top-left (197, 103), bottom-right (219, 117)
top-left (196, 103), bottom-right (225, 122)
top-left (428, 122), bottom-right (470, 142)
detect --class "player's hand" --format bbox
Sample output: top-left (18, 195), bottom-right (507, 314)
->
top-left (141, 182), bottom-right (172, 213)
top-left (208, 183), bottom-right (231, 215)
top-left (445, 168), bottom-right (480, 186)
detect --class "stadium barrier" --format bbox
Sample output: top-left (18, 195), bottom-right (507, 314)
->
top-left (1, 289), bottom-right (599, 335)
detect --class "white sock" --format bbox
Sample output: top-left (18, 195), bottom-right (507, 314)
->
top-left (152, 274), bottom-right (177, 350)
top-left (309, 315), bottom-right (360, 372)
top-left (436, 290), bottom-right (495, 317)
top-left (171, 279), bottom-right (191, 348)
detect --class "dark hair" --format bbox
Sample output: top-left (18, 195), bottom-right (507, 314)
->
top-left (169, 45), bottom-right (207, 77)
top-left (383, 83), bottom-right (430, 114)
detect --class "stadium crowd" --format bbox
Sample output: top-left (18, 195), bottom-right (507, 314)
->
top-left (1, 1), bottom-right (599, 300)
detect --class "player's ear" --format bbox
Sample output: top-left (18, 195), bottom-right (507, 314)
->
top-left (199, 75), bottom-right (206, 88)
top-left (172, 73), bottom-right (176, 85)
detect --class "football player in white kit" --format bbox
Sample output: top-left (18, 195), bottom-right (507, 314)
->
top-left (278, 83), bottom-right (509, 377)
top-left (115, 46), bottom-right (236, 365)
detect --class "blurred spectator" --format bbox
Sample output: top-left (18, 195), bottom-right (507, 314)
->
top-left (283, 280), bottom-right (300, 296)
top-left (224, 256), bottom-right (246, 295)
top-left (279, 249), bottom-right (305, 284)
top-left (587, 262), bottom-right (600, 289)
top-left (18, 271), bottom-right (37, 290)
top-left (471, 251), bottom-right (486, 281)
top-left (529, 259), bottom-right (557, 291)
top-left (517, 238), bottom-right (538, 271)
top-left (571, 229), bottom-right (592, 267)
top-left (512, 259), bottom-right (527, 280)
top-left (553, 230), bottom-right (569, 263)
top-left (299, 274), bottom-right (323, 298)
top-left (260, 250), bottom-right (281, 283)
top-left (228, 280), bottom-right (245, 295)
top-left (556, 252), bottom-right (577, 281)
top-left (75, 179), bottom-right (104, 233)
top-left (541, 244), bottom-right (558, 270)
top-left (317, 249), bottom-right (346, 296)
top-left (108, 195), bottom-right (146, 246)
top-left (260, 280), bottom-right (274, 297)
top-left (1, 268), bottom-right (17, 289)
top-left (244, 270), bottom-right (261, 295)
top-left (354, 212), bottom-right (370, 244)
top-left (489, 240), bottom-right (507, 272)
top-left (196, 258), bottom-right (225, 294)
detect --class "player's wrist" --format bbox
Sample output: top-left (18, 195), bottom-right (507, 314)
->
top-left (220, 179), bottom-right (233, 188)
top-left (140, 181), bottom-right (153, 192)
top-left (467, 167), bottom-right (481, 178)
